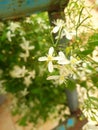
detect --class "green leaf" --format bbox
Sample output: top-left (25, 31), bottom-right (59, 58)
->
top-left (18, 116), bottom-right (28, 126)
top-left (91, 116), bottom-right (97, 121)
top-left (80, 49), bottom-right (93, 55)
top-left (88, 33), bottom-right (98, 47)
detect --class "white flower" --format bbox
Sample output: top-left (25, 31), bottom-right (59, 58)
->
top-left (10, 65), bottom-right (28, 78)
top-left (57, 51), bottom-right (70, 65)
top-left (20, 88), bottom-right (29, 96)
top-left (47, 75), bottom-right (65, 85)
top-left (52, 19), bottom-right (65, 33)
top-left (37, 17), bottom-right (44, 24)
top-left (20, 37), bottom-right (34, 53)
top-left (19, 30), bottom-right (25, 36)
top-left (78, 62), bottom-right (92, 78)
top-left (62, 29), bottom-right (76, 40)
top-left (23, 76), bottom-right (32, 87)
top-left (6, 31), bottom-right (15, 42)
top-left (52, 18), bottom-right (76, 40)
top-left (20, 103), bottom-right (29, 116)
top-left (7, 22), bottom-right (20, 33)
top-left (47, 65), bottom-right (70, 84)
top-left (19, 51), bottom-right (29, 62)
top-left (25, 17), bottom-right (34, 24)
top-left (82, 63), bottom-right (92, 73)
top-left (28, 70), bottom-right (36, 79)
top-left (38, 47), bottom-right (60, 72)
top-left (23, 70), bottom-right (35, 86)
top-left (83, 108), bottom-right (98, 124)
top-left (76, 71), bottom-right (87, 81)
top-left (82, 122), bottom-right (98, 130)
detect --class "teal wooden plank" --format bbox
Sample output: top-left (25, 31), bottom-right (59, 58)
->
top-left (0, 0), bottom-right (9, 4)
top-left (0, 0), bottom-right (64, 19)
top-left (57, 125), bottom-right (66, 130)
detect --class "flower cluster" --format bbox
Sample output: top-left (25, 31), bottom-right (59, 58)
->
top-left (52, 19), bottom-right (76, 40)
top-left (38, 46), bottom-right (95, 85)
top-left (1, 13), bottom-right (69, 125)
top-left (38, 0), bottom-right (98, 125)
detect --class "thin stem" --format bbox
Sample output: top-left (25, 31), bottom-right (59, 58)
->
top-left (55, 27), bottom-right (63, 47)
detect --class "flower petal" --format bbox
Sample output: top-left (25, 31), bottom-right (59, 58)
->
top-left (52, 26), bottom-right (59, 33)
top-left (48, 61), bottom-right (53, 72)
top-left (38, 56), bottom-right (47, 61)
top-left (59, 51), bottom-right (65, 58)
top-left (58, 51), bottom-right (70, 64)
top-left (53, 56), bottom-right (60, 61)
top-left (66, 32), bottom-right (72, 40)
top-left (47, 75), bottom-right (59, 80)
top-left (49, 47), bottom-right (54, 55)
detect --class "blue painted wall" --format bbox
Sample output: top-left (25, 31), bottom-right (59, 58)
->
top-left (0, 0), bottom-right (60, 19)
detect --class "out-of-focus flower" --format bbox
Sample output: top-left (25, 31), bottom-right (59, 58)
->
top-left (81, 62), bottom-right (92, 73)
top-left (52, 19), bottom-right (65, 33)
top-left (57, 51), bottom-right (70, 65)
top-left (76, 71), bottom-right (87, 81)
top-left (61, 29), bottom-right (76, 40)
top-left (38, 47), bottom-right (60, 72)
top-left (52, 19), bottom-right (76, 40)
top-left (19, 30), bottom-right (25, 36)
top-left (83, 108), bottom-right (98, 123)
top-left (92, 46), bottom-right (98, 62)
top-left (76, 62), bottom-right (92, 81)
top-left (28, 70), bottom-right (36, 79)
top-left (20, 37), bottom-right (34, 53)
top-left (6, 31), bottom-right (15, 42)
top-left (37, 17), bottom-right (44, 24)
top-left (82, 122), bottom-right (98, 130)
top-left (23, 76), bottom-right (32, 87)
top-left (19, 52), bottom-right (29, 62)
top-left (47, 74), bottom-right (65, 85)
top-left (7, 22), bottom-right (20, 33)
top-left (25, 17), bottom-right (34, 24)
top-left (47, 65), bottom-right (72, 84)
top-left (20, 88), bottom-right (29, 96)
top-left (23, 70), bottom-right (35, 86)
top-left (10, 65), bottom-right (28, 78)
top-left (20, 103), bottom-right (29, 116)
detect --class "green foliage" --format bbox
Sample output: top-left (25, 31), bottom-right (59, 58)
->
top-left (0, 13), bottom-right (67, 125)
top-left (0, 0), bottom-right (98, 126)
